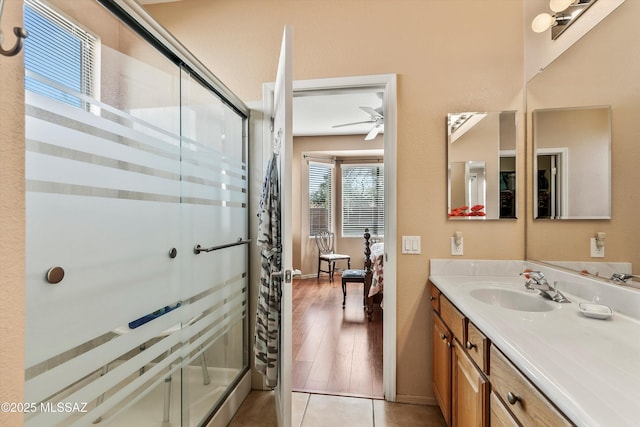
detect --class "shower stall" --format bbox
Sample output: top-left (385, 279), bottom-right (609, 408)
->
top-left (23, 0), bottom-right (250, 425)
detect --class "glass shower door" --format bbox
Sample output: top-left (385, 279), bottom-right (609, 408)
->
top-left (179, 69), bottom-right (249, 426)
top-left (24, 2), bottom-right (249, 426)
top-left (24, 1), bottom-right (183, 425)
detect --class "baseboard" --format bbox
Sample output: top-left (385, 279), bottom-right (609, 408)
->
top-left (395, 394), bottom-right (438, 406)
top-left (206, 371), bottom-right (252, 427)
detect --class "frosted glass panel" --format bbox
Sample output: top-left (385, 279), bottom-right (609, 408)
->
top-left (180, 70), bottom-right (249, 426)
top-left (24, 2), bottom-right (249, 426)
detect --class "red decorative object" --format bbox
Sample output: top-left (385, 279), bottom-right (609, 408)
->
top-left (449, 204), bottom-right (486, 217)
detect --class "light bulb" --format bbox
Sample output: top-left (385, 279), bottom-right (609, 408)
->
top-left (550, 0), bottom-right (577, 13)
top-left (531, 13), bottom-right (556, 33)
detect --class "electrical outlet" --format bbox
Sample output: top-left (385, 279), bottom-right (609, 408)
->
top-left (451, 237), bottom-right (463, 256)
top-left (590, 237), bottom-right (604, 258)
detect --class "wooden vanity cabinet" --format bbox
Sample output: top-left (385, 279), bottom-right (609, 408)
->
top-left (490, 346), bottom-right (574, 427)
top-left (489, 392), bottom-right (519, 427)
top-left (452, 340), bottom-right (489, 427)
top-left (431, 284), bottom-right (488, 427)
top-left (430, 284), bottom-right (440, 312)
top-left (440, 295), bottom-right (466, 344)
top-left (432, 312), bottom-right (452, 426)
top-left (430, 282), bottom-right (575, 427)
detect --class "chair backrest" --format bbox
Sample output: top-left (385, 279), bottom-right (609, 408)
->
top-left (315, 230), bottom-right (334, 255)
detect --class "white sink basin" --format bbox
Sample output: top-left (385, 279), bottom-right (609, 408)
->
top-left (470, 288), bottom-right (554, 312)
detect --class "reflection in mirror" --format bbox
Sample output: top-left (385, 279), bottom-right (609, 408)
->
top-left (533, 106), bottom-right (611, 219)
top-left (526, 0), bottom-right (639, 279)
top-left (448, 111), bottom-right (516, 219)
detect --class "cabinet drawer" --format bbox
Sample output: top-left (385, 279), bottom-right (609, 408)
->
top-left (430, 283), bottom-right (440, 312)
top-left (440, 295), bottom-right (465, 343)
top-left (490, 391), bottom-right (518, 427)
top-left (490, 347), bottom-right (574, 427)
top-left (466, 321), bottom-right (488, 374)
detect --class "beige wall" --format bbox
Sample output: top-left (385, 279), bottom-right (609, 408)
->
top-left (526, 0), bottom-right (640, 271)
top-left (0, 0), bottom-right (26, 424)
top-left (145, 0), bottom-right (525, 403)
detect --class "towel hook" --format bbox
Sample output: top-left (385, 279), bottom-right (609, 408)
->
top-left (0, 0), bottom-right (28, 57)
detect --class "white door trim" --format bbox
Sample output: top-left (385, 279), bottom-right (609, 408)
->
top-left (291, 73), bottom-right (398, 401)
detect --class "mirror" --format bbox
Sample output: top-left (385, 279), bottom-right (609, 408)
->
top-left (533, 106), bottom-right (611, 219)
top-left (526, 0), bottom-right (639, 278)
top-left (448, 111), bottom-right (517, 220)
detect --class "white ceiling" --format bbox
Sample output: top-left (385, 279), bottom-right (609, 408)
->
top-left (293, 91), bottom-right (384, 137)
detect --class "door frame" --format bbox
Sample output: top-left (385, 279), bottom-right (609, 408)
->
top-left (262, 73), bottom-right (397, 402)
top-left (534, 147), bottom-right (569, 219)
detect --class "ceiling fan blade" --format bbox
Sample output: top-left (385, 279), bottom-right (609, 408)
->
top-left (360, 106), bottom-right (383, 118)
top-left (365, 125), bottom-right (382, 141)
top-left (332, 120), bottom-right (374, 128)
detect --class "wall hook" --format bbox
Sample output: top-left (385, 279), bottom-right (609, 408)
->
top-left (0, 0), bottom-right (28, 57)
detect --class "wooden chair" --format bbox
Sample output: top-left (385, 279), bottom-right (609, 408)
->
top-left (315, 230), bottom-right (351, 282)
top-left (341, 229), bottom-right (374, 319)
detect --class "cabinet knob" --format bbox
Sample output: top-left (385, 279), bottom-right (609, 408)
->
top-left (465, 341), bottom-right (477, 350)
top-left (439, 333), bottom-right (447, 340)
top-left (507, 392), bottom-right (520, 405)
top-left (430, 296), bottom-right (436, 301)
top-left (446, 341), bottom-right (452, 349)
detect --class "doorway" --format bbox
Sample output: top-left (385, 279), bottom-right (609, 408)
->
top-left (535, 148), bottom-right (568, 219)
top-left (289, 75), bottom-right (397, 401)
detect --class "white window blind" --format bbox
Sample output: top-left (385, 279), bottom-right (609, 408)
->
top-left (24, 0), bottom-right (98, 109)
top-left (309, 162), bottom-right (333, 236)
top-left (342, 164), bottom-right (384, 236)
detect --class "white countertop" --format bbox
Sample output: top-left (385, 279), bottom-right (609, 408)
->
top-left (429, 273), bottom-right (640, 427)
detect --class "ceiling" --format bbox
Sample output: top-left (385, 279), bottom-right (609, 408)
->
top-left (292, 91), bottom-right (384, 137)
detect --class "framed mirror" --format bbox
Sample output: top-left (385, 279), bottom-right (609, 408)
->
top-left (533, 106), bottom-right (611, 220)
top-left (448, 111), bottom-right (517, 220)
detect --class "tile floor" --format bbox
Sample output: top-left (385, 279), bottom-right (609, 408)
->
top-left (227, 391), bottom-right (446, 427)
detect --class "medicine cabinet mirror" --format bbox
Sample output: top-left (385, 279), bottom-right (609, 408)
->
top-left (533, 106), bottom-right (611, 220)
top-left (447, 111), bottom-right (517, 220)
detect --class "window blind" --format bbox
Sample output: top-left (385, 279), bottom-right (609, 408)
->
top-left (24, 0), bottom-right (98, 109)
top-left (342, 164), bottom-right (384, 236)
top-left (309, 162), bottom-right (333, 235)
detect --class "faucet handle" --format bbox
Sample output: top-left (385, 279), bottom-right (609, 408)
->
top-left (611, 273), bottom-right (638, 283)
top-left (520, 269), bottom-right (544, 280)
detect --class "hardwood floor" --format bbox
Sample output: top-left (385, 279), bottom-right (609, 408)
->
top-left (292, 275), bottom-right (383, 399)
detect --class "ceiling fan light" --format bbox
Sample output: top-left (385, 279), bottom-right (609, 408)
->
top-left (549, 0), bottom-right (577, 13)
top-left (531, 13), bottom-right (556, 33)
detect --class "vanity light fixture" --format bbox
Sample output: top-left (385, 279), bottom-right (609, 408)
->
top-left (595, 232), bottom-right (606, 249)
top-left (531, 0), bottom-right (597, 40)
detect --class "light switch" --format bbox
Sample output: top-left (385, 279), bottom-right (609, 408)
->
top-left (401, 236), bottom-right (421, 254)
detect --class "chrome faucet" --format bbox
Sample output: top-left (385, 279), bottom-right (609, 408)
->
top-left (520, 270), bottom-right (571, 303)
top-left (611, 273), bottom-right (639, 284)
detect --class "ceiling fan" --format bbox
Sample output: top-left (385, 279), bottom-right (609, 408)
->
top-left (332, 105), bottom-right (384, 141)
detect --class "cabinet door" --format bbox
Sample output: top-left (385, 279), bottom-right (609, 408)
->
top-left (433, 313), bottom-right (452, 426)
top-left (452, 341), bottom-right (488, 427)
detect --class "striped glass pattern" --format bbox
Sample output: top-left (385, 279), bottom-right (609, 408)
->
top-left (23, 1), bottom-right (248, 426)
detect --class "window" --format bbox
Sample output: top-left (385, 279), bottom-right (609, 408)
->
top-left (24, 0), bottom-right (98, 110)
top-left (342, 164), bottom-right (384, 236)
top-left (309, 162), bottom-right (333, 236)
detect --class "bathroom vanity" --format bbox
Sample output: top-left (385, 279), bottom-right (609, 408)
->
top-left (429, 260), bottom-right (640, 427)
